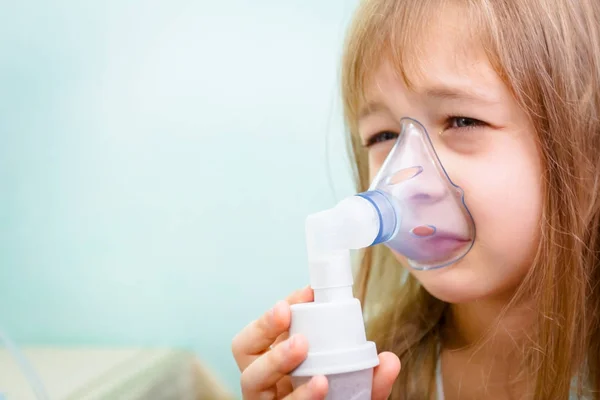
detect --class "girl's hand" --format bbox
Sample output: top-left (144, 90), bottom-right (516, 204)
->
top-left (231, 286), bottom-right (401, 399)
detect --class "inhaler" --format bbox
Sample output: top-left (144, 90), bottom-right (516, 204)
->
top-left (289, 118), bottom-right (476, 399)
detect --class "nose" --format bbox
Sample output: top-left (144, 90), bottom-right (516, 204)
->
top-left (385, 125), bottom-right (450, 204)
top-left (390, 164), bottom-right (448, 204)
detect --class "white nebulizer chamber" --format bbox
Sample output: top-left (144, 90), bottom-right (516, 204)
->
top-left (289, 118), bottom-right (476, 399)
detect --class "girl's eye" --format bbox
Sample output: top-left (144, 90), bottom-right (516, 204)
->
top-left (446, 116), bottom-right (486, 131)
top-left (364, 117), bottom-right (485, 148)
top-left (364, 131), bottom-right (399, 147)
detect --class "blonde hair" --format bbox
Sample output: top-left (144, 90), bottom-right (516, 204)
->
top-left (341, 0), bottom-right (600, 398)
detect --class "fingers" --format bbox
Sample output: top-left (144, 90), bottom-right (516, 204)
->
top-left (271, 286), bottom-right (314, 348)
top-left (241, 334), bottom-right (310, 398)
top-left (285, 285), bottom-right (314, 304)
top-left (372, 352), bottom-right (401, 400)
top-left (282, 376), bottom-right (328, 400)
top-left (232, 286), bottom-right (314, 371)
top-left (232, 300), bottom-right (290, 370)
top-left (275, 376), bottom-right (294, 398)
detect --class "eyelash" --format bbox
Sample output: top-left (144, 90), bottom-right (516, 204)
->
top-left (364, 116), bottom-right (486, 148)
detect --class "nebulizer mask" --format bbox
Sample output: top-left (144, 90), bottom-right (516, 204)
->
top-left (289, 118), bottom-right (475, 399)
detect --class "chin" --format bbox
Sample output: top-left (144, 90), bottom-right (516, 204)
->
top-left (402, 254), bottom-right (502, 304)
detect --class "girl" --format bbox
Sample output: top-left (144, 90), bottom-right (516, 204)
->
top-left (232, 0), bottom-right (600, 398)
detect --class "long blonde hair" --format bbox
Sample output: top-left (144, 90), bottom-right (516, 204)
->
top-left (341, 0), bottom-right (600, 398)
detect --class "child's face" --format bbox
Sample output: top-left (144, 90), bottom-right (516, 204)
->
top-left (357, 22), bottom-right (543, 303)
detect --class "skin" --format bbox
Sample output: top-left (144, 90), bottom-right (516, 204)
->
top-left (358, 10), bottom-right (543, 400)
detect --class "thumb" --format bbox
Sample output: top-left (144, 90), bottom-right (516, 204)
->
top-left (371, 352), bottom-right (401, 400)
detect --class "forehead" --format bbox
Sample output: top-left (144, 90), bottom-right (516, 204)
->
top-left (344, 1), bottom-right (501, 119)
top-left (361, 45), bottom-right (504, 107)
top-left (361, 36), bottom-right (501, 114)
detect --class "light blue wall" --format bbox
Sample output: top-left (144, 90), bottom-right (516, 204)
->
top-left (0, 0), bottom-right (359, 395)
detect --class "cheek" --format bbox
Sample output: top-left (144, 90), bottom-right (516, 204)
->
top-left (367, 144), bottom-right (396, 182)
top-left (461, 139), bottom-right (543, 268)
top-left (368, 157), bottom-right (378, 182)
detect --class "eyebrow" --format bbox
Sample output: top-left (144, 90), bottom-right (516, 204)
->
top-left (358, 84), bottom-right (499, 119)
top-left (358, 102), bottom-right (392, 119)
top-left (425, 86), bottom-right (498, 103)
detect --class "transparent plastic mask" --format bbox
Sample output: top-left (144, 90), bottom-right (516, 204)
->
top-left (365, 117), bottom-right (476, 270)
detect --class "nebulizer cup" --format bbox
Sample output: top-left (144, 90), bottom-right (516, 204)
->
top-left (288, 118), bottom-right (476, 399)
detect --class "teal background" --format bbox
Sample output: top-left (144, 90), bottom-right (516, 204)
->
top-left (0, 0), bottom-right (359, 396)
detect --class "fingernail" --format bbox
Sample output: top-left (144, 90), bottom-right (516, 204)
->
top-left (270, 301), bottom-right (283, 323)
top-left (308, 375), bottom-right (325, 391)
top-left (269, 305), bottom-right (276, 324)
top-left (288, 335), bottom-right (296, 350)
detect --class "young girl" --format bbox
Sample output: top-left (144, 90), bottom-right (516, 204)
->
top-left (232, 0), bottom-right (600, 398)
